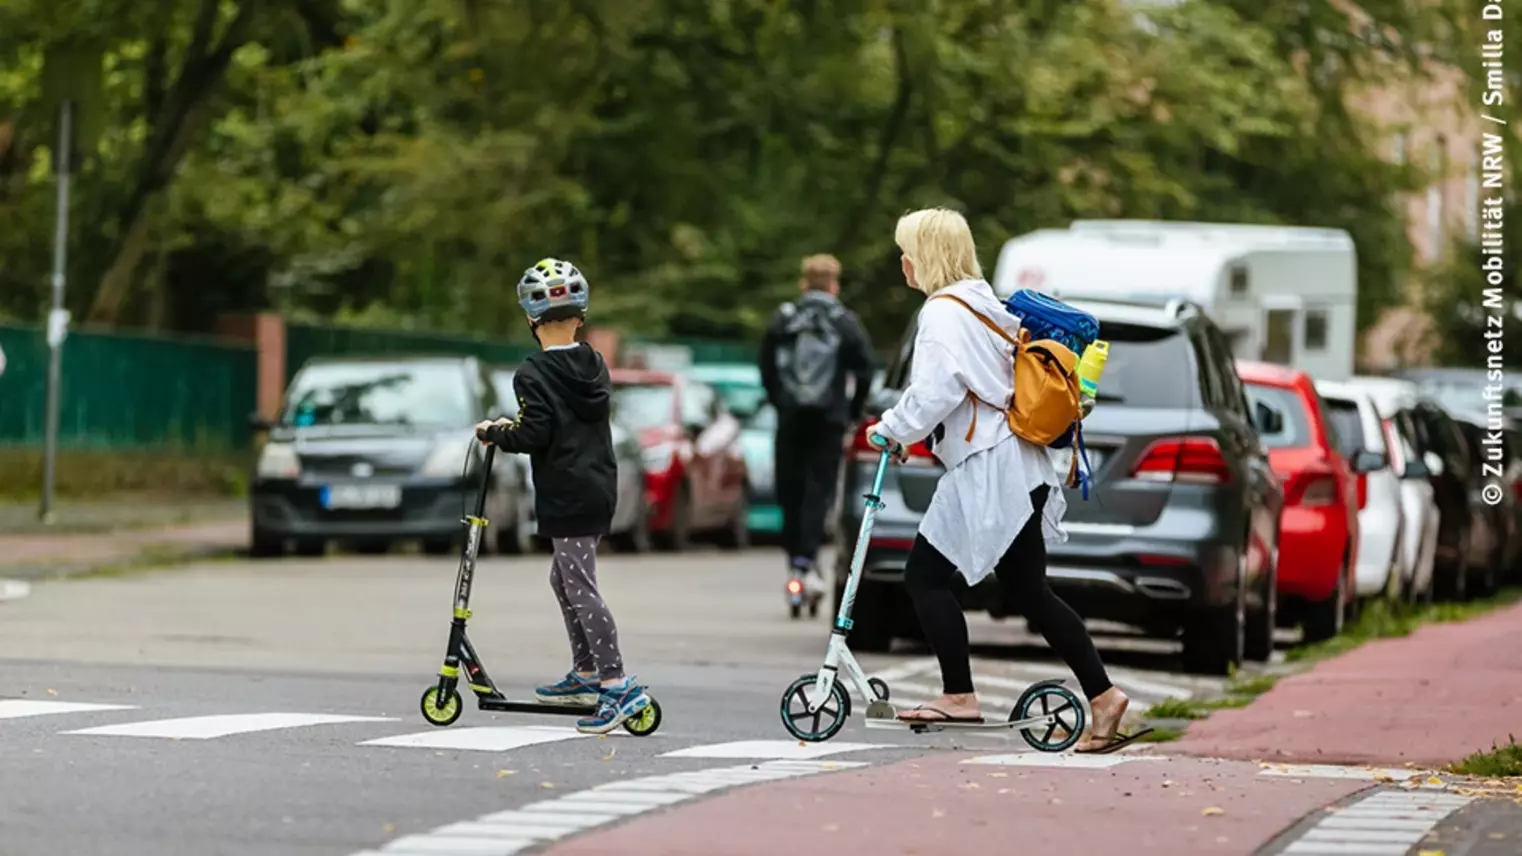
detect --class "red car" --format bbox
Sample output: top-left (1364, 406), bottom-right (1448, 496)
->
top-left (1237, 361), bottom-right (1361, 642)
top-left (609, 368), bottom-right (750, 551)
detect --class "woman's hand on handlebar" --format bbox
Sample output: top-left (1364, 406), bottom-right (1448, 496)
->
top-left (865, 423), bottom-right (909, 463)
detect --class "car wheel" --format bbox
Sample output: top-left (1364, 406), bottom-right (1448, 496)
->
top-left (716, 492), bottom-right (750, 551)
top-left (1182, 572), bottom-right (1245, 676)
top-left (1244, 548), bottom-right (1276, 663)
top-left (656, 486), bottom-right (693, 552)
top-left (1302, 556), bottom-right (1347, 643)
top-left (1435, 529), bottom-right (1470, 602)
top-left (250, 526), bottom-right (285, 559)
top-left (293, 539), bottom-right (325, 558)
top-left (353, 540), bottom-right (391, 555)
top-left (422, 538), bottom-right (456, 556)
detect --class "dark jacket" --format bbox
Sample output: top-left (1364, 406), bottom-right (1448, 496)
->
top-left (758, 290), bottom-right (877, 425)
top-left (483, 343), bottom-right (617, 537)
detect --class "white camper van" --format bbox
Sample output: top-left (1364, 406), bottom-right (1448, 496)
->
top-left (991, 220), bottom-right (1358, 380)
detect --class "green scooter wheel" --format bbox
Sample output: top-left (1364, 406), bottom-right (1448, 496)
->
top-left (420, 686), bottom-right (463, 727)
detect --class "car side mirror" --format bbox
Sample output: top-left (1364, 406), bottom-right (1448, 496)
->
top-left (1402, 456), bottom-right (1432, 480)
top-left (248, 411), bottom-right (274, 432)
top-left (1253, 401), bottom-right (1283, 435)
top-left (1423, 451), bottom-right (1445, 477)
top-left (1351, 449), bottom-right (1387, 474)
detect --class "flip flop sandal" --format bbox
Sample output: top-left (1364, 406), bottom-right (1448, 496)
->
top-left (1075, 727), bottom-right (1154, 755)
top-left (895, 704), bottom-right (985, 724)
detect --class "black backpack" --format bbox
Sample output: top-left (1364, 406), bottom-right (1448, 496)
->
top-left (774, 298), bottom-right (845, 410)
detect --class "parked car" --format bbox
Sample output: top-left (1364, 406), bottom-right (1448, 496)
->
top-left (838, 298), bottom-right (1283, 676)
top-left (1396, 367), bottom-right (1522, 424)
top-left (609, 368), bottom-right (750, 550)
top-left (1237, 361), bottom-right (1364, 644)
top-left (1314, 381), bottom-right (1405, 604)
top-left (683, 363), bottom-right (782, 536)
top-left (488, 367), bottom-right (652, 553)
top-left (1345, 376), bottom-right (1441, 603)
top-left (1445, 409), bottom-right (1515, 594)
top-left (1405, 399), bottom-right (1482, 599)
top-left (249, 355), bottom-right (527, 557)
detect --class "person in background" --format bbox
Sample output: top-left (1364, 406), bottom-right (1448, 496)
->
top-left (759, 253), bottom-right (877, 603)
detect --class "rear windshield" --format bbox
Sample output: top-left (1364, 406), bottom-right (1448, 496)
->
top-left (1244, 382), bottom-right (1312, 449)
top-left (282, 361), bottom-right (473, 427)
top-left (1093, 323), bottom-right (1197, 409)
top-left (1321, 397), bottom-right (1365, 457)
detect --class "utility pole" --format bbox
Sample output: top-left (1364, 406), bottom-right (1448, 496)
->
top-left (40, 99), bottom-right (72, 523)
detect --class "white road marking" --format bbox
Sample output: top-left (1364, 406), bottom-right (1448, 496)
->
top-left (0, 578), bottom-right (30, 601)
top-left (890, 680), bottom-right (1020, 710)
top-left (62, 712), bottom-right (395, 739)
top-left (1106, 670), bottom-right (1203, 701)
top-left (352, 760), bottom-right (867, 856)
top-left (965, 752), bottom-right (1166, 768)
top-left (0, 700), bottom-right (137, 720)
top-left (867, 658), bottom-right (938, 683)
top-left (658, 740), bottom-right (891, 760)
top-left (359, 726), bottom-right (589, 752)
top-left (1277, 788), bottom-right (1472, 856)
top-left (1258, 764), bottom-right (1433, 782)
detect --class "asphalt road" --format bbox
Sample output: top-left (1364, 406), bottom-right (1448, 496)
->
top-left (0, 545), bottom-right (1242, 856)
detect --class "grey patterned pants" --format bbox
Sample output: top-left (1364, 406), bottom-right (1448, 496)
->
top-left (549, 536), bottom-right (624, 681)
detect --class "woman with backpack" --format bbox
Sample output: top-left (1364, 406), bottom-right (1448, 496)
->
top-left (865, 207), bottom-right (1147, 754)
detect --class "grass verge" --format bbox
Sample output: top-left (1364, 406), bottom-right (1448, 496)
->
top-left (1448, 736), bottom-right (1522, 777)
top-left (1143, 672), bottom-right (1284, 723)
top-left (1287, 586), bottom-right (1522, 664)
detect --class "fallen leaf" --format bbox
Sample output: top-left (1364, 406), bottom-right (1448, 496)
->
top-left (382, 824), bottom-right (395, 834)
top-left (1486, 779), bottom-right (1505, 787)
top-left (987, 772), bottom-right (1008, 779)
top-left (45, 689), bottom-right (57, 696)
top-left (998, 789), bottom-right (1012, 795)
top-left (1202, 807), bottom-right (1225, 817)
top-left (822, 824), bottom-right (839, 832)
top-left (1163, 780), bottom-right (1175, 788)
top-left (540, 782), bottom-right (555, 789)
top-left (960, 783), bottom-right (980, 790)
top-left (1416, 850), bottom-right (1445, 856)
top-left (1427, 777), bottom-right (1444, 786)
top-left (497, 770), bottom-right (515, 778)
top-left (931, 809), bottom-right (946, 819)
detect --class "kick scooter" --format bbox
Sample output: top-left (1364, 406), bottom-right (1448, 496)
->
top-left (777, 437), bottom-right (1087, 751)
top-left (418, 443), bottom-right (663, 736)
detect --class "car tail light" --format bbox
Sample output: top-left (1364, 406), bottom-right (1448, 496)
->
top-left (1129, 438), bottom-right (1230, 484)
top-left (1356, 473), bottom-right (1368, 510)
top-left (853, 417), bottom-right (934, 464)
top-left (1292, 473), bottom-right (1339, 507)
top-left (1134, 553), bottom-right (1190, 567)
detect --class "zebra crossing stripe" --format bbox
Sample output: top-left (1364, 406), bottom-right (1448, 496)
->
top-left (355, 760), bottom-right (866, 856)
top-left (658, 740), bottom-right (891, 760)
top-left (0, 700), bottom-right (137, 719)
top-left (62, 712), bottom-right (396, 739)
top-left (359, 725), bottom-right (590, 752)
top-left (1278, 788), bottom-right (1472, 855)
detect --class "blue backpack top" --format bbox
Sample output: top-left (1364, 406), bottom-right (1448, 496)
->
top-left (1003, 289), bottom-right (1100, 497)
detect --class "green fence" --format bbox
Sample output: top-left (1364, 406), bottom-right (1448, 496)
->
top-left (0, 324), bottom-right (257, 450)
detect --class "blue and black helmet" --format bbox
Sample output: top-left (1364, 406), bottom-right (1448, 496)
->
top-left (517, 258), bottom-right (589, 325)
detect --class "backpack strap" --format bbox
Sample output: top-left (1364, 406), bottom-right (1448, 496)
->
top-left (929, 294), bottom-right (1024, 441)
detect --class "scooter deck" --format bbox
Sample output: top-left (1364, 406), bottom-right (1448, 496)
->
top-left (863, 715), bottom-right (1056, 734)
top-left (476, 696), bottom-right (598, 716)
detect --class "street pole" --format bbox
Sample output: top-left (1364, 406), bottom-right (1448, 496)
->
top-left (40, 99), bottom-right (72, 523)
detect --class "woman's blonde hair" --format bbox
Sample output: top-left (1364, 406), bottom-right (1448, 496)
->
top-left (894, 207), bottom-right (983, 294)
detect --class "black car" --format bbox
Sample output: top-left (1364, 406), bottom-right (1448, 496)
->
top-left (836, 297), bottom-right (1284, 675)
top-left (249, 354), bottom-right (529, 557)
top-left (1404, 400), bottom-right (1484, 598)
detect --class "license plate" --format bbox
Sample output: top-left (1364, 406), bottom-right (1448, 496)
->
top-left (321, 484), bottom-right (402, 510)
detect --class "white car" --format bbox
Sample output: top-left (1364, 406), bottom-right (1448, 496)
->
top-left (1316, 380), bottom-right (1405, 601)
top-left (1344, 376), bottom-right (1441, 602)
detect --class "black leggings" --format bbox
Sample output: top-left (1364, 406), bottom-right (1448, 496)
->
top-left (903, 484), bottom-right (1113, 701)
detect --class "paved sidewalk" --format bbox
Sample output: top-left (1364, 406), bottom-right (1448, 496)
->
top-left (0, 518), bottom-right (246, 585)
top-left (1168, 598), bottom-right (1522, 769)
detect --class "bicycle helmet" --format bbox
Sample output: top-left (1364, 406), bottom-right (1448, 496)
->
top-left (517, 258), bottom-right (589, 325)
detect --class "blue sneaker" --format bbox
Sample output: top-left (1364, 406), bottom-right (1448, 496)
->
top-left (575, 678), bottom-right (651, 734)
top-left (535, 671), bottom-right (599, 706)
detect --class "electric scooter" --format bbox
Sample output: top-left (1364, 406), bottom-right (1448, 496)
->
top-left (777, 437), bottom-right (1088, 750)
top-left (418, 443), bottom-right (663, 736)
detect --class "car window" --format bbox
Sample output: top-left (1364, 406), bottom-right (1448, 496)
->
top-left (1205, 325), bottom-right (1250, 419)
top-left (1189, 326), bottom-right (1227, 411)
top-left (1243, 382), bottom-right (1312, 448)
top-left (489, 371), bottom-right (518, 418)
top-left (612, 383), bottom-right (675, 430)
top-left (282, 361), bottom-right (474, 427)
top-left (1092, 323), bottom-right (1200, 409)
top-left (1321, 396), bottom-right (1365, 458)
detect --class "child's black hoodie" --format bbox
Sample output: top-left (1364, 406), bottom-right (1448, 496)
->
top-left (484, 343), bottom-right (617, 537)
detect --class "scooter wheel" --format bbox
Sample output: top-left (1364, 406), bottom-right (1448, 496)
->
top-left (622, 698), bottom-right (663, 736)
top-left (779, 673), bottom-right (850, 742)
top-left (868, 677), bottom-right (890, 701)
top-left (808, 599), bottom-right (820, 618)
top-left (789, 603), bottom-right (802, 619)
top-left (1012, 681), bottom-right (1085, 753)
top-left (419, 686), bottom-right (463, 727)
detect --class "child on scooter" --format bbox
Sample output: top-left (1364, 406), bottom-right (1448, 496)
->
top-left (475, 257), bottom-right (652, 735)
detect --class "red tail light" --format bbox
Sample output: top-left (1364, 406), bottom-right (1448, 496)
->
top-left (853, 418), bottom-right (934, 462)
top-left (1291, 473), bottom-right (1339, 507)
top-left (1356, 473), bottom-right (1368, 509)
top-left (1129, 438), bottom-right (1230, 484)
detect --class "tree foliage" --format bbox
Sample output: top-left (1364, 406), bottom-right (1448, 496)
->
top-left (0, 0), bottom-right (1468, 350)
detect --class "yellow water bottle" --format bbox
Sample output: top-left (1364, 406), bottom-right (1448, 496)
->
top-left (1077, 340), bottom-right (1110, 399)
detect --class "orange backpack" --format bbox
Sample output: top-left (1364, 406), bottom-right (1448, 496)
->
top-left (931, 294), bottom-right (1084, 447)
